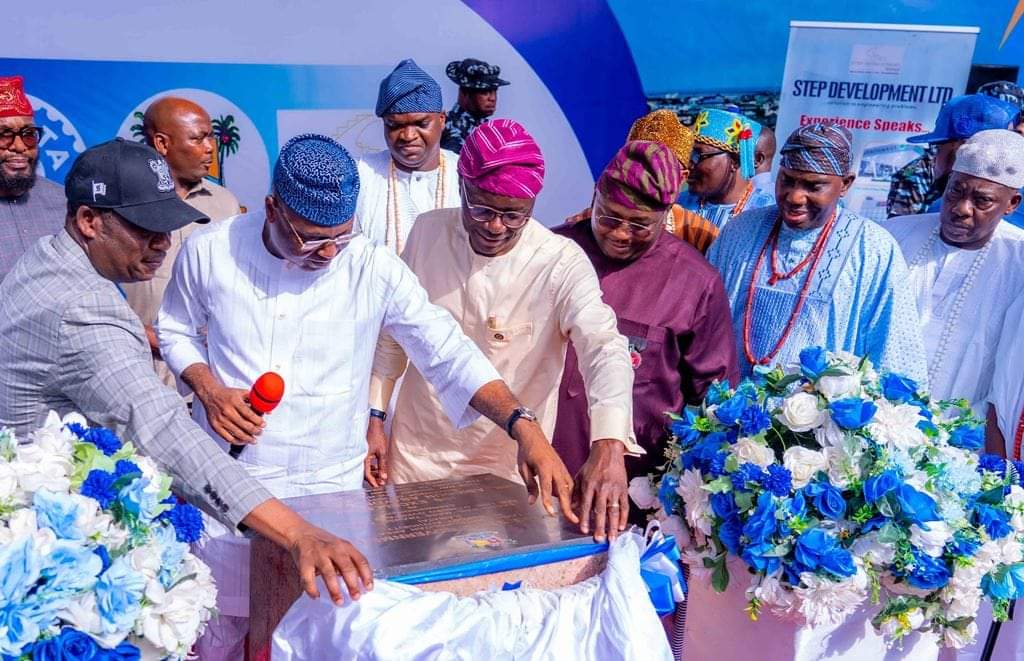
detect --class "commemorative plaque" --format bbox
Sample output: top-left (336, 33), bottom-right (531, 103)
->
top-left (247, 474), bottom-right (607, 659)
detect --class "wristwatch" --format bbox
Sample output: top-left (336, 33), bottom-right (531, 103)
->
top-left (369, 408), bottom-right (387, 422)
top-left (504, 406), bottom-right (538, 437)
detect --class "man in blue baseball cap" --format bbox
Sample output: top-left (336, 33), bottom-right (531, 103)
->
top-left (356, 59), bottom-right (460, 254)
top-left (887, 93), bottom-right (1018, 217)
top-left (157, 133), bottom-right (576, 658)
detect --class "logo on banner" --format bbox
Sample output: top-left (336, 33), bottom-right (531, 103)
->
top-left (26, 95), bottom-right (86, 185)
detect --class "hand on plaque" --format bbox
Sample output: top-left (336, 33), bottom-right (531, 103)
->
top-left (364, 418), bottom-right (389, 487)
top-left (512, 420), bottom-right (578, 524)
top-left (573, 439), bottom-right (629, 543)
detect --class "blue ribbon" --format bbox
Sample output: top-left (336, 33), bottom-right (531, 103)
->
top-left (640, 521), bottom-right (687, 616)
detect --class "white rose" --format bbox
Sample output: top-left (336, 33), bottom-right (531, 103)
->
top-left (732, 438), bottom-right (776, 468)
top-left (943, 621), bottom-right (978, 649)
top-left (867, 400), bottom-right (926, 452)
top-left (814, 418), bottom-right (845, 449)
top-left (57, 593), bottom-right (127, 649)
top-left (817, 373), bottom-right (861, 401)
top-left (129, 542), bottom-right (164, 580)
top-left (851, 531), bottom-right (896, 565)
top-left (910, 517), bottom-right (951, 554)
top-left (824, 445), bottom-right (860, 489)
top-left (943, 584), bottom-right (982, 620)
top-left (627, 476), bottom-right (659, 511)
top-left (12, 444), bottom-right (71, 494)
top-left (29, 411), bottom-right (76, 457)
top-left (777, 392), bottom-right (827, 432)
top-left (783, 446), bottom-right (829, 489)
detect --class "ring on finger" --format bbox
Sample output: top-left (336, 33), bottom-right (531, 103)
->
top-left (608, 503), bottom-right (621, 510)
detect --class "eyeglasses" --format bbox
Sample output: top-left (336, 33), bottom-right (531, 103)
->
top-left (460, 181), bottom-right (531, 229)
top-left (0, 126), bottom-right (43, 150)
top-left (593, 213), bottom-right (663, 239)
top-left (276, 204), bottom-right (360, 253)
top-left (689, 149), bottom-right (728, 166)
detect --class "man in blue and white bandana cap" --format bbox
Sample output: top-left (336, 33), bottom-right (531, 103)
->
top-left (357, 59), bottom-right (461, 253)
top-left (158, 134), bottom-right (577, 659)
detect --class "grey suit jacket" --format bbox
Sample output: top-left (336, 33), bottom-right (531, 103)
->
top-left (0, 229), bottom-right (271, 527)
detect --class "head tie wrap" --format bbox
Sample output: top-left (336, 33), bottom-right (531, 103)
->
top-left (693, 108), bottom-right (761, 179)
top-left (457, 118), bottom-right (545, 198)
top-left (779, 123), bottom-right (854, 177)
top-left (273, 134), bottom-right (359, 227)
top-left (597, 140), bottom-right (683, 212)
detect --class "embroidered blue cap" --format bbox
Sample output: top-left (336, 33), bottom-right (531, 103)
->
top-left (375, 59), bottom-right (443, 117)
top-left (272, 134), bottom-right (359, 227)
top-left (907, 94), bottom-right (1018, 144)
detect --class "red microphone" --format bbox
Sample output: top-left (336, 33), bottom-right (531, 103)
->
top-left (230, 372), bottom-right (285, 458)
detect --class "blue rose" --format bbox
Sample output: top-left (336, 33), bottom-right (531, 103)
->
top-left (794, 529), bottom-right (856, 578)
top-left (948, 532), bottom-right (981, 558)
top-left (975, 505), bottom-right (1013, 539)
top-left (863, 470), bottom-right (900, 505)
top-left (739, 405), bottom-right (772, 436)
top-left (682, 432), bottom-right (728, 472)
top-left (805, 482), bottom-right (847, 520)
top-left (717, 516), bottom-right (742, 555)
top-left (788, 491), bottom-right (807, 518)
top-left (799, 346), bottom-right (829, 380)
top-left (905, 548), bottom-right (952, 590)
top-left (715, 393), bottom-right (750, 427)
top-left (829, 398), bottom-right (877, 430)
top-left (982, 563), bottom-right (1024, 600)
top-left (658, 475), bottom-right (680, 512)
top-left (710, 492), bottom-right (738, 520)
top-left (742, 492), bottom-right (778, 544)
top-left (742, 542), bottom-right (781, 574)
top-left (33, 628), bottom-right (98, 661)
top-left (94, 558), bottom-right (146, 634)
top-left (894, 484), bottom-right (940, 526)
top-left (880, 373), bottom-right (918, 403)
top-left (949, 425), bottom-right (985, 451)
top-left (33, 490), bottom-right (83, 540)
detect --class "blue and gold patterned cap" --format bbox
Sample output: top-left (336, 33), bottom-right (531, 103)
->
top-left (272, 134), bottom-right (359, 227)
top-left (692, 108), bottom-right (762, 178)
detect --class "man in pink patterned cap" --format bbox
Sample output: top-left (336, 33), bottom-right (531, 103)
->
top-left (552, 140), bottom-right (738, 485)
top-left (368, 119), bottom-right (642, 541)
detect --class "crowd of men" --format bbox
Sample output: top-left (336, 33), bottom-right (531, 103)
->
top-left (1, 55), bottom-right (1024, 657)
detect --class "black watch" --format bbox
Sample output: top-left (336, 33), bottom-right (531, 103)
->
top-left (504, 406), bottom-right (538, 437)
top-left (369, 408), bottom-right (387, 422)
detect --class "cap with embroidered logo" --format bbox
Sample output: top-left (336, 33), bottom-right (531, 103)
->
top-left (65, 138), bottom-right (209, 232)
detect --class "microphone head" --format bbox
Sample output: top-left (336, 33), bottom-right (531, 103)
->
top-left (249, 372), bottom-right (285, 414)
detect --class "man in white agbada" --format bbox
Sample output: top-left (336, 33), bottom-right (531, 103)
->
top-left (355, 58), bottom-right (460, 253)
top-left (157, 134), bottom-right (575, 659)
top-left (887, 129), bottom-right (1024, 414)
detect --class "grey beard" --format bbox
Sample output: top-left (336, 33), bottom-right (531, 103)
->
top-left (0, 169), bottom-right (37, 198)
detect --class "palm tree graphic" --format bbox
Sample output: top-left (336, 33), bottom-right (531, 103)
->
top-left (129, 112), bottom-right (146, 142)
top-left (211, 115), bottom-right (241, 186)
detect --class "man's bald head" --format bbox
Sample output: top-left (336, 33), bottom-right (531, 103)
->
top-left (755, 126), bottom-right (776, 175)
top-left (142, 97), bottom-right (215, 195)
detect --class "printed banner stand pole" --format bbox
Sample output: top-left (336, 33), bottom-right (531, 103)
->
top-left (981, 599), bottom-right (1016, 661)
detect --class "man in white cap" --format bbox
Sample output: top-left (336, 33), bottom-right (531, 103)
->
top-left (888, 129), bottom-right (1024, 413)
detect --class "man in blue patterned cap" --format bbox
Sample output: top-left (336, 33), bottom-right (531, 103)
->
top-left (441, 57), bottom-right (510, 153)
top-left (707, 123), bottom-right (928, 382)
top-left (356, 58), bottom-right (460, 254)
top-left (159, 134), bottom-right (575, 658)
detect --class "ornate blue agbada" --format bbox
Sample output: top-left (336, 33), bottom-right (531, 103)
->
top-left (706, 204), bottom-right (928, 383)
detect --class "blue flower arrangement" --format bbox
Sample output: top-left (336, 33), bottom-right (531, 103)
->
top-left (630, 347), bottom-right (1024, 649)
top-left (0, 412), bottom-right (216, 659)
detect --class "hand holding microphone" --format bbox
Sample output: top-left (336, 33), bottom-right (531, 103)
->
top-left (229, 372), bottom-right (285, 458)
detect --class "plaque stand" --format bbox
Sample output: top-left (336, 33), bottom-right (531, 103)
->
top-left (247, 474), bottom-right (607, 659)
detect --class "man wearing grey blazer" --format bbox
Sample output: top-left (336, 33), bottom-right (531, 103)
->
top-left (0, 138), bottom-right (373, 606)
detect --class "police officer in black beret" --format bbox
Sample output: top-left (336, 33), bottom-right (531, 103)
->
top-left (440, 58), bottom-right (510, 153)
